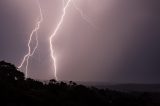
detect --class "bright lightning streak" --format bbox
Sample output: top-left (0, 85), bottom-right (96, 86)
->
top-left (30, 32), bottom-right (39, 57)
top-left (25, 30), bottom-right (39, 78)
top-left (72, 0), bottom-right (97, 29)
top-left (49, 0), bottom-right (71, 81)
top-left (19, 0), bottom-right (43, 78)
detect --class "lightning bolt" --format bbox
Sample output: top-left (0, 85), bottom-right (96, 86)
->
top-left (49, 0), bottom-right (71, 81)
top-left (49, 0), bottom-right (97, 80)
top-left (71, 0), bottom-right (96, 29)
top-left (19, 0), bottom-right (43, 78)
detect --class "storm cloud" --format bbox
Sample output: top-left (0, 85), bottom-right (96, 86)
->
top-left (0, 0), bottom-right (160, 83)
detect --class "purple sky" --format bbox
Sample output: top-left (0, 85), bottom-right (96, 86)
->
top-left (0, 0), bottom-right (160, 83)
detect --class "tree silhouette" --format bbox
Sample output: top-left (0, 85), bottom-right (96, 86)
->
top-left (0, 61), bottom-right (24, 82)
top-left (0, 61), bottom-right (158, 106)
top-left (49, 79), bottom-right (57, 84)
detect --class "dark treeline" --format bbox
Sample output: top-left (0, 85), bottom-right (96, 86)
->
top-left (0, 61), bottom-right (159, 106)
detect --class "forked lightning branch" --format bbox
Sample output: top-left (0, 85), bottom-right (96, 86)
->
top-left (19, 0), bottom-right (94, 80)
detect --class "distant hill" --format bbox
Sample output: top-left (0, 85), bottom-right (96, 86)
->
top-left (0, 61), bottom-right (160, 106)
top-left (76, 81), bottom-right (160, 92)
top-left (105, 84), bottom-right (160, 92)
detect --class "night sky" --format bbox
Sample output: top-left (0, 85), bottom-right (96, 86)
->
top-left (0, 0), bottom-right (160, 83)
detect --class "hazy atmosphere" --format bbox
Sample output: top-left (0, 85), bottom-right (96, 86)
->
top-left (0, 0), bottom-right (160, 83)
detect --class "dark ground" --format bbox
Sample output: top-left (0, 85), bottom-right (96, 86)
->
top-left (0, 61), bottom-right (160, 106)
